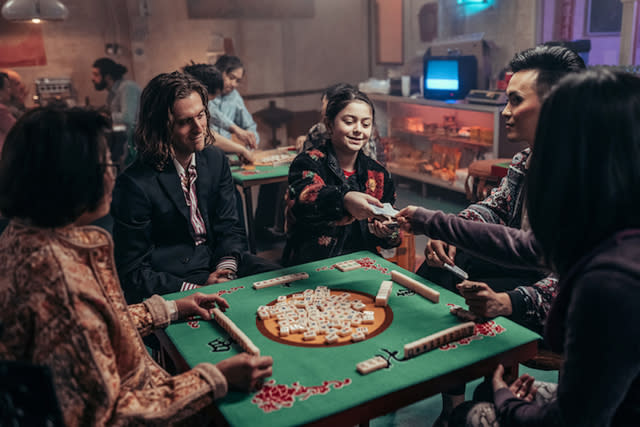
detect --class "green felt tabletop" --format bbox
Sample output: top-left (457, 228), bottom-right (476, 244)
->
top-left (162, 251), bottom-right (540, 426)
top-left (230, 165), bottom-right (290, 183)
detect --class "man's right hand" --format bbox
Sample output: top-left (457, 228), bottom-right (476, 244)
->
top-left (216, 353), bottom-right (274, 392)
top-left (456, 281), bottom-right (513, 318)
top-left (424, 239), bottom-right (456, 267)
top-left (231, 125), bottom-right (257, 149)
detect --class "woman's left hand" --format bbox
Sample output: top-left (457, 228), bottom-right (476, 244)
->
top-left (369, 218), bottom-right (398, 238)
top-left (175, 292), bottom-right (230, 321)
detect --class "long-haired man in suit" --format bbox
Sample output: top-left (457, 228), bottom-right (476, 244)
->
top-left (112, 71), bottom-right (278, 304)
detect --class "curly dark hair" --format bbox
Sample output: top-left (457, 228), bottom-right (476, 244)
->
top-left (0, 107), bottom-right (111, 227)
top-left (93, 57), bottom-right (128, 80)
top-left (182, 62), bottom-right (224, 96)
top-left (135, 71), bottom-right (214, 171)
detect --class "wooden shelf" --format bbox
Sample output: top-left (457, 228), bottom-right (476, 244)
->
top-left (390, 129), bottom-right (493, 149)
top-left (387, 164), bottom-right (466, 194)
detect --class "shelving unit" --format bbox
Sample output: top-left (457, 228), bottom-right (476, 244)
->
top-left (370, 94), bottom-right (526, 195)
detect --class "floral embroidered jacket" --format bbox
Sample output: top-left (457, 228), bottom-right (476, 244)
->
top-left (459, 148), bottom-right (558, 333)
top-left (284, 143), bottom-right (399, 265)
top-left (0, 222), bottom-right (227, 426)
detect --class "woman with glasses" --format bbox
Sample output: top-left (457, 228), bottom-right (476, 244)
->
top-left (0, 107), bottom-right (273, 425)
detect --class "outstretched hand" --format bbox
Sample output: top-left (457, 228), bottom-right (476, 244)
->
top-left (492, 364), bottom-right (537, 401)
top-left (174, 292), bottom-right (230, 321)
top-left (216, 353), bottom-right (274, 392)
top-left (343, 191), bottom-right (383, 220)
top-left (395, 206), bottom-right (418, 232)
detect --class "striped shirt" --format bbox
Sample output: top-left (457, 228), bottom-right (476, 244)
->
top-left (173, 156), bottom-right (238, 291)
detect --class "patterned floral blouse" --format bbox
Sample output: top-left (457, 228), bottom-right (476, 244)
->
top-left (284, 143), bottom-right (399, 266)
top-left (459, 148), bottom-right (558, 333)
top-left (0, 221), bottom-right (227, 426)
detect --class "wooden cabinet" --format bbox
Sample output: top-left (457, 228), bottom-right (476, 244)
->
top-left (371, 94), bottom-right (526, 194)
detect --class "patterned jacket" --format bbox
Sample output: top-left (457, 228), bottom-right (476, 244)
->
top-left (284, 143), bottom-right (399, 265)
top-left (0, 222), bottom-right (227, 426)
top-left (458, 148), bottom-right (558, 332)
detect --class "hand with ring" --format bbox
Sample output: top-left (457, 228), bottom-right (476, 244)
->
top-left (424, 239), bottom-right (457, 268)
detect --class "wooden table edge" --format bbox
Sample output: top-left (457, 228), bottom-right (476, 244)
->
top-left (155, 330), bottom-right (537, 427)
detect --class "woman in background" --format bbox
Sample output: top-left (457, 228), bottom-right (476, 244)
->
top-left (397, 69), bottom-right (640, 426)
top-left (284, 87), bottom-right (399, 266)
top-left (0, 108), bottom-right (273, 425)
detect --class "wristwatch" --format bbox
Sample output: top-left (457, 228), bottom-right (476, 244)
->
top-left (222, 271), bottom-right (237, 280)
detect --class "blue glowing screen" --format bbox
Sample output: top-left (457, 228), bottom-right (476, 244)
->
top-left (426, 60), bottom-right (459, 91)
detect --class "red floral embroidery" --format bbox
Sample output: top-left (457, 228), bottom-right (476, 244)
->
top-left (252, 378), bottom-right (351, 413)
top-left (365, 171), bottom-right (384, 199)
top-left (307, 149), bottom-right (325, 161)
top-left (299, 174), bottom-right (325, 204)
top-left (438, 304), bottom-right (507, 350)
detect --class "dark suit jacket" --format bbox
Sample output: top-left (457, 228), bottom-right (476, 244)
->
top-left (111, 146), bottom-right (245, 303)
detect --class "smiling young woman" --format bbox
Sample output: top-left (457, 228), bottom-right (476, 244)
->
top-left (283, 87), bottom-right (401, 266)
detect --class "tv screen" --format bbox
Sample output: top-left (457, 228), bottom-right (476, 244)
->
top-left (425, 59), bottom-right (459, 91)
top-left (423, 55), bottom-right (477, 100)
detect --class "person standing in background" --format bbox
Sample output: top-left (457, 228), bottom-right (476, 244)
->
top-left (91, 57), bottom-right (142, 167)
top-left (0, 69), bottom-right (28, 119)
top-left (0, 72), bottom-right (17, 154)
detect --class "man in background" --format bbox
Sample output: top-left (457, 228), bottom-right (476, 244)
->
top-left (0, 69), bottom-right (27, 119)
top-left (0, 72), bottom-right (16, 154)
top-left (91, 57), bottom-right (142, 166)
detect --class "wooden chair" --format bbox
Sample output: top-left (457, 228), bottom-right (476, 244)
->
top-left (464, 158), bottom-right (511, 202)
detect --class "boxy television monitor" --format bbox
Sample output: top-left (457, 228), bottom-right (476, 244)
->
top-left (423, 55), bottom-right (477, 100)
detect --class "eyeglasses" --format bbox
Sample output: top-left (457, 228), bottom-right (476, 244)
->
top-left (100, 162), bottom-right (120, 175)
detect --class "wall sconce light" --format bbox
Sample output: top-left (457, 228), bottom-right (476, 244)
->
top-left (457, 0), bottom-right (487, 4)
top-left (1, 0), bottom-right (69, 23)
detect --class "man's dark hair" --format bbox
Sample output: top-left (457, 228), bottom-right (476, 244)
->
top-left (324, 87), bottom-right (375, 132)
top-left (0, 72), bottom-right (8, 89)
top-left (0, 108), bottom-right (110, 227)
top-left (509, 45), bottom-right (586, 98)
top-left (182, 62), bottom-right (223, 96)
top-left (527, 69), bottom-right (640, 276)
top-left (321, 82), bottom-right (356, 102)
top-left (214, 55), bottom-right (244, 75)
top-left (135, 71), bottom-right (214, 171)
top-left (93, 57), bottom-right (128, 80)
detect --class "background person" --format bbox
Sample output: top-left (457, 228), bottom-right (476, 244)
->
top-left (0, 68), bottom-right (28, 119)
top-left (183, 62), bottom-right (256, 164)
top-left (283, 86), bottom-right (400, 266)
top-left (0, 107), bottom-right (273, 425)
top-left (397, 69), bottom-right (640, 427)
top-left (92, 57), bottom-right (142, 166)
top-left (0, 72), bottom-right (16, 154)
top-left (210, 54), bottom-right (258, 149)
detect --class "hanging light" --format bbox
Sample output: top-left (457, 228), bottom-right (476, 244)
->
top-left (1, 0), bottom-right (69, 23)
